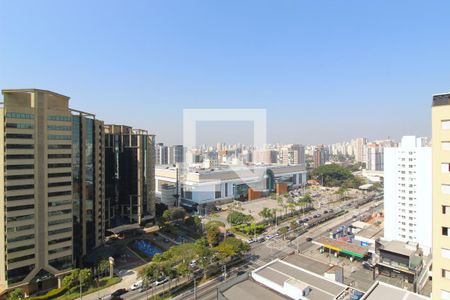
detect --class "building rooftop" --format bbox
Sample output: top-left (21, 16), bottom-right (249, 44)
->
top-left (314, 236), bottom-right (368, 258)
top-left (380, 240), bottom-right (417, 257)
top-left (361, 281), bottom-right (429, 300)
top-left (221, 278), bottom-right (286, 300)
top-left (356, 224), bottom-right (383, 240)
top-left (252, 259), bottom-right (350, 300)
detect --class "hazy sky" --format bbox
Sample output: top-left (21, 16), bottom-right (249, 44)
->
top-left (1, 1), bottom-right (449, 145)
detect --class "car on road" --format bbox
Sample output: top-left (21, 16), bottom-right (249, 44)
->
top-left (138, 285), bottom-right (151, 293)
top-left (155, 276), bottom-right (169, 286)
top-left (247, 238), bottom-right (255, 244)
top-left (130, 280), bottom-right (143, 291)
top-left (306, 237), bottom-right (313, 242)
top-left (257, 237), bottom-right (265, 243)
top-left (111, 288), bottom-right (127, 297)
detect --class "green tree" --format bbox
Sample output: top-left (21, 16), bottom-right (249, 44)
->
top-left (79, 268), bottom-right (92, 287)
top-left (207, 226), bottom-right (221, 246)
top-left (6, 288), bottom-right (24, 300)
top-left (170, 207), bottom-right (186, 223)
top-left (310, 164), bottom-right (355, 187)
top-left (62, 274), bottom-right (75, 289)
top-left (226, 211), bottom-right (253, 225)
top-left (205, 220), bottom-right (225, 232)
top-left (214, 237), bottom-right (250, 258)
top-left (162, 210), bottom-right (172, 223)
top-left (97, 258), bottom-right (110, 277)
top-left (289, 221), bottom-right (298, 231)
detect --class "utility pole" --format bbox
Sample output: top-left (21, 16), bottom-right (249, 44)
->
top-left (194, 277), bottom-right (197, 300)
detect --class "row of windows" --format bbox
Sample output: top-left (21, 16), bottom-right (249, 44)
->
top-left (49, 246), bottom-right (71, 255)
top-left (49, 199), bottom-right (72, 207)
top-left (6, 123), bottom-right (33, 129)
top-left (6, 184), bottom-right (34, 191)
top-left (6, 154), bottom-right (34, 159)
top-left (48, 218), bottom-right (72, 226)
top-left (48, 125), bottom-right (71, 131)
top-left (6, 174), bottom-right (34, 180)
top-left (48, 163), bottom-right (71, 168)
top-left (8, 254), bottom-right (35, 264)
top-left (8, 234), bottom-right (34, 243)
top-left (48, 209), bottom-right (71, 217)
top-left (7, 204), bottom-right (34, 212)
top-left (48, 154), bottom-right (71, 159)
top-left (7, 224), bottom-right (34, 233)
top-left (48, 181), bottom-right (71, 188)
top-left (6, 164), bottom-right (34, 170)
top-left (48, 227), bottom-right (72, 236)
top-left (7, 214), bottom-right (33, 222)
top-left (48, 172), bottom-right (71, 178)
top-left (6, 112), bottom-right (33, 119)
top-left (49, 255), bottom-right (72, 270)
top-left (48, 236), bottom-right (71, 245)
top-left (48, 135), bottom-right (71, 140)
top-left (6, 133), bottom-right (32, 139)
top-left (6, 144), bottom-right (33, 149)
top-left (48, 115), bottom-right (71, 122)
top-left (48, 191), bottom-right (71, 197)
top-left (8, 244), bottom-right (35, 254)
top-left (7, 194), bottom-right (34, 201)
top-left (48, 144), bottom-right (71, 149)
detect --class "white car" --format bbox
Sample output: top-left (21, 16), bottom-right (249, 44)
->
top-left (155, 277), bottom-right (169, 286)
top-left (130, 280), bottom-right (143, 291)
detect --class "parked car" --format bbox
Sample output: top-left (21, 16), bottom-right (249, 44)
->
top-left (306, 237), bottom-right (313, 242)
top-left (111, 288), bottom-right (127, 297)
top-left (130, 280), bottom-right (143, 291)
top-left (155, 277), bottom-right (169, 286)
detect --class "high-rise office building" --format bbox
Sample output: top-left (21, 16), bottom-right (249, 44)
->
top-left (168, 145), bottom-right (184, 165)
top-left (384, 136), bottom-right (431, 254)
top-left (432, 93), bottom-right (450, 299)
top-left (0, 89), bottom-right (74, 294)
top-left (71, 110), bottom-right (105, 266)
top-left (278, 144), bottom-right (305, 165)
top-left (155, 143), bottom-right (168, 165)
top-left (253, 149), bottom-right (277, 164)
top-left (365, 143), bottom-right (385, 171)
top-left (353, 137), bottom-right (367, 163)
top-left (313, 145), bottom-right (329, 168)
top-left (104, 125), bottom-right (155, 227)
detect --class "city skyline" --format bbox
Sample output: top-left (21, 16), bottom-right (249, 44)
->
top-left (2, 1), bottom-right (449, 144)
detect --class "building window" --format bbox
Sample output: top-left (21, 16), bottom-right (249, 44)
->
top-left (6, 112), bottom-right (33, 119)
top-left (48, 181), bottom-right (71, 188)
top-left (442, 185), bottom-right (450, 195)
top-left (6, 144), bottom-right (34, 149)
top-left (48, 134), bottom-right (71, 140)
top-left (48, 125), bottom-right (71, 131)
top-left (48, 163), bottom-right (71, 168)
top-left (6, 123), bottom-right (33, 129)
top-left (6, 154), bottom-right (34, 159)
top-left (442, 269), bottom-right (450, 279)
top-left (48, 191), bottom-right (71, 197)
top-left (7, 205), bottom-right (35, 212)
top-left (6, 133), bottom-right (32, 139)
top-left (48, 154), bottom-right (71, 159)
top-left (6, 164), bottom-right (34, 170)
top-left (442, 248), bottom-right (450, 260)
top-left (441, 290), bottom-right (450, 300)
top-left (6, 184), bottom-right (34, 191)
top-left (48, 115), bottom-right (71, 122)
top-left (443, 227), bottom-right (450, 236)
top-left (48, 144), bottom-right (71, 149)
top-left (442, 120), bottom-right (450, 129)
top-left (48, 172), bottom-right (72, 178)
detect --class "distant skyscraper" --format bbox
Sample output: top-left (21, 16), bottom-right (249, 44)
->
top-left (253, 149), bottom-right (277, 164)
top-left (365, 143), bottom-right (385, 171)
top-left (313, 145), bottom-right (329, 168)
top-left (431, 93), bottom-right (450, 298)
top-left (155, 143), bottom-right (168, 165)
top-left (279, 144), bottom-right (305, 165)
top-left (353, 138), bottom-right (367, 163)
top-left (104, 125), bottom-right (155, 227)
top-left (384, 136), bottom-right (431, 253)
top-left (168, 145), bottom-right (184, 165)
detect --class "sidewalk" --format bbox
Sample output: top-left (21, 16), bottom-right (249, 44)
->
top-left (79, 270), bottom-right (137, 300)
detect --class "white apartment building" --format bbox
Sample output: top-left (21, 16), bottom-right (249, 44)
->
top-left (384, 136), bottom-right (432, 254)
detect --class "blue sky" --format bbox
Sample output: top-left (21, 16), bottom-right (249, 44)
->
top-left (1, 1), bottom-right (449, 145)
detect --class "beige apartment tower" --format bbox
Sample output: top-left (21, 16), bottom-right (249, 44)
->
top-left (432, 93), bottom-right (450, 299)
top-left (0, 89), bottom-right (74, 294)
